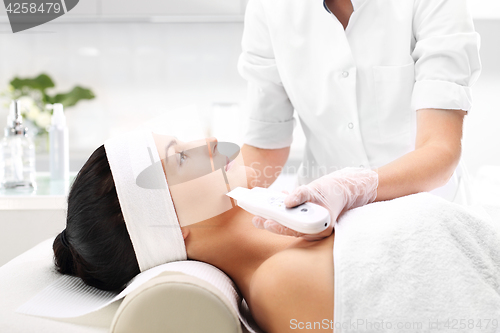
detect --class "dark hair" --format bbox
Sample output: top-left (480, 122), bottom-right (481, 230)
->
top-left (53, 145), bottom-right (140, 291)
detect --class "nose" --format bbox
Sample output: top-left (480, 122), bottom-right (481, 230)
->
top-left (205, 137), bottom-right (218, 155)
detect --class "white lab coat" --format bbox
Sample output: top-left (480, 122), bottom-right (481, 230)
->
top-left (238, 0), bottom-right (481, 202)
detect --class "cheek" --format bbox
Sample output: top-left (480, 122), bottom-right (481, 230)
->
top-left (169, 170), bottom-right (234, 227)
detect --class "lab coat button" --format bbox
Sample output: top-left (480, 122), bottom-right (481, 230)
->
top-left (348, 122), bottom-right (354, 129)
top-left (342, 71), bottom-right (349, 78)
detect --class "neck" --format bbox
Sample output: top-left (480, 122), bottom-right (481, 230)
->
top-left (184, 206), bottom-right (299, 302)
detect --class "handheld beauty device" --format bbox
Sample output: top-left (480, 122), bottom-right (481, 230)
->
top-left (226, 187), bottom-right (331, 234)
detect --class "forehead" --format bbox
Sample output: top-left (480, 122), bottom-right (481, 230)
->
top-left (152, 133), bottom-right (176, 159)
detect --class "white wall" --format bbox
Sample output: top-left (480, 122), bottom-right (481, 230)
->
top-left (0, 21), bottom-right (249, 164)
top-left (0, 16), bottom-right (498, 177)
top-left (462, 20), bottom-right (500, 177)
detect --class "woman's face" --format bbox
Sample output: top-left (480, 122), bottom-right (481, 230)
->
top-left (153, 133), bottom-right (255, 227)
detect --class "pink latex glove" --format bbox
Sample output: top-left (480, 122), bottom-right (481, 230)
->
top-left (252, 167), bottom-right (379, 241)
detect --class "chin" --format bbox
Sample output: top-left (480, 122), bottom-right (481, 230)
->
top-left (244, 166), bottom-right (258, 189)
top-left (227, 164), bottom-right (257, 189)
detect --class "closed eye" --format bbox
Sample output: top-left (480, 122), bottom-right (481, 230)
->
top-left (179, 151), bottom-right (187, 165)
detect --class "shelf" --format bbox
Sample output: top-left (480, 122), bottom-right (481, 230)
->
top-left (0, 172), bottom-right (77, 210)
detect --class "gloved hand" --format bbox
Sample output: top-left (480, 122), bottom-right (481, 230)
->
top-left (252, 167), bottom-right (379, 241)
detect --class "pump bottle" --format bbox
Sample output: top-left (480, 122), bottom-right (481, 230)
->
top-left (49, 103), bottom-right (69, 181)
top-left (0, 100), bottom-right (36, 189)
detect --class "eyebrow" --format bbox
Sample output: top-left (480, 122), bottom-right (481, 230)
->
top-left (163, 139), bottom-right (178, 165)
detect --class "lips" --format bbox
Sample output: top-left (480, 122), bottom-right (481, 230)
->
top-left (225, 157), bottom-right (235, 171)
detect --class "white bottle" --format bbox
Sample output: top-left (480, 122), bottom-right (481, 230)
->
top-left (49, 104), bottom-right (69, 181)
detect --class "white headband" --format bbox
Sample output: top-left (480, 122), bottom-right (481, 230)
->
top-left (104, 130), bottom-right (187, 272)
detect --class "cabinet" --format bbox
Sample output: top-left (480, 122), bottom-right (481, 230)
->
top-left (0, 172), bottom-right (75, 267)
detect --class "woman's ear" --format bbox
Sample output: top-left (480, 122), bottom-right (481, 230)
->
top-left (180, 227), bottom-right (190, 240)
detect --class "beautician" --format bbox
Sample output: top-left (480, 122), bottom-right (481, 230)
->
top-left (238, 0), bottom-right (481, 238)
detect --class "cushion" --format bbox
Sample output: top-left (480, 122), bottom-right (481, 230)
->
top-left (110, 271), bottom-right (241, 333)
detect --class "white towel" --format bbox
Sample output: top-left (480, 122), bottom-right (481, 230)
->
top-left (333, 192), bottom-right (500, 333)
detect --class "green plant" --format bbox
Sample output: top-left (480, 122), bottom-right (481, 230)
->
top-left (1, 73), bottom-right (95, 137)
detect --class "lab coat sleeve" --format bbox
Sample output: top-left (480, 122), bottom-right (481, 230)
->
top-left (411, 0), bottom-right (481, 112)
top-left (237, 0), bottom-right (295, 149)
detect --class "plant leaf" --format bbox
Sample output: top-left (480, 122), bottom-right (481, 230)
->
top-left (9, 73), bottom-right (55, 92)
top-left (48, 86), bottom-right (96, 107)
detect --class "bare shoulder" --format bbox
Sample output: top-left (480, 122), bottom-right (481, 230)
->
top-left (248, 234), bottom-right (334, 333)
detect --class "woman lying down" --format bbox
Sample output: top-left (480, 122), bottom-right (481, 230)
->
top-left (53, 130), bottom-right (500, 333)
